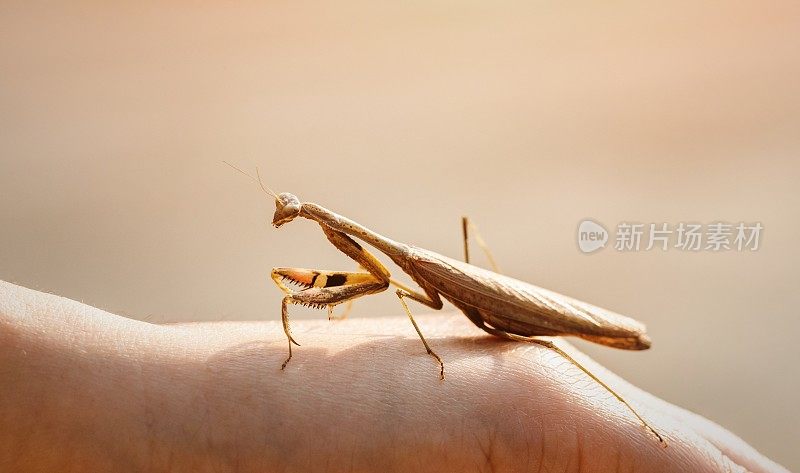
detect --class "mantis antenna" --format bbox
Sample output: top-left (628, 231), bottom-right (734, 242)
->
top-left (223, 161), bottom-right (278, 199)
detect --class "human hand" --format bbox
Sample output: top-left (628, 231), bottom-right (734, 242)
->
top-left (0, 280), bottom-right (787, 472)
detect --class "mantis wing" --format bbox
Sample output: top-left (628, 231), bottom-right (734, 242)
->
top-left (409, 248), bottom-right (651, 350)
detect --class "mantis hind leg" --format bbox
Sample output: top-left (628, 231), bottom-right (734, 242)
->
top-left (462, 216), bottom-right (501, 273)
top-left (483, 325), bottom-right (665, 444)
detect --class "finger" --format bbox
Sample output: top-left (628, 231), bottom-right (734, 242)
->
top-left (524, 337), bottom-right (788, 472)
top-left (630, 390), bottom-right (789, 473)
top-left (561, 338), bottom-right (789, 473)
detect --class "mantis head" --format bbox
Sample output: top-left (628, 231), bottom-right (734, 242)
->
top-left (272, 192), bottom-right (301, 227)
top-left (223, 161), bottom-right (300, 228)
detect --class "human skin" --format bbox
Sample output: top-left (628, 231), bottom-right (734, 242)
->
top-left (0, 280), bottom-right (787, 472)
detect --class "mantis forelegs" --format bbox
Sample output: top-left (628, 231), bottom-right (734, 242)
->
top-left (270, 223), bottom-right (392, 369)
top-left (271, 220), bottom-right (447, 379)
top-left (273, 269), bottom-right (389, 369)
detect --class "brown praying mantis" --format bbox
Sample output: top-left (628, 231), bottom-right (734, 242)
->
top-left (226, 163), bottom-right (664, 444)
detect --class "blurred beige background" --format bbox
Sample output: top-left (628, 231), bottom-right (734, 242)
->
top-left (1, 1), bottom-right (798, 468)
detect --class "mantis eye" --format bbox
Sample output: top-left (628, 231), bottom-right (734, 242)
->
top-left (272, 192), bottom-right (301, 227)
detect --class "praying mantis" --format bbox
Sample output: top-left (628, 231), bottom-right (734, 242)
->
top-left (226, 163), bottom-right (664, 444)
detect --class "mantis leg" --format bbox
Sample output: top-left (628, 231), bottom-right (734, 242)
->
top-left (279, 296), bottom-right (300, 369)
top-left (462, 216), bottom-right (501, 273)
top-left (318, 223), bottom-right (391, 281)
top-left (328, 263), bottom-right (363, 320)
top-left (318, 223), bottom-right (392, 320)
top-left (327, 299), bottom-right (354, 321)
top-left (483, 326), bottom-right (665, 444)
top-left (395, 288), bottom-right (445, 380)
top-left (271, 224), bottom-right (392, 369)
top-left (272, 269), bottom-right (389, 369)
